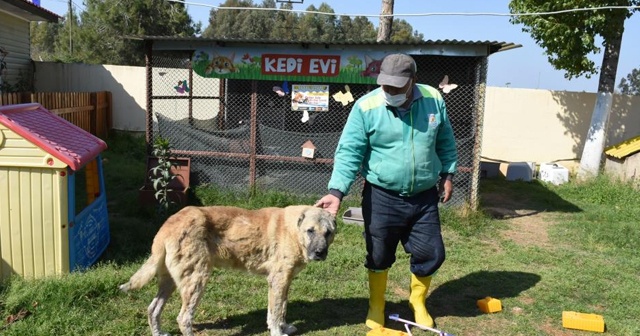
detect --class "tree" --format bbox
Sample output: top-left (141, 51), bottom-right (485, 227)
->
top-left (30, 21), bottom-right (61, 62)
top-left (618, 67), bottom-right (640, 95)
top-left (316, 3), bottom-right (338, 41)
top-left (33, 0), bottom-right (199, 65)
top-left (350, 16), bottom-right (378, 41)
top-left (203, 2), bottom-right (421, 43)
top-left (509, 0), bottom-right (639, 179)
top-left (297, 4), bottom-right (324, 40)
top-left (377, 0), bottom-right (394, 42)
top-left (271, 2), bottom-right (300, 40)
top-left (390, 19), bottom-right (424, 43)
top-left (203, 0), bottom-right (259, 39)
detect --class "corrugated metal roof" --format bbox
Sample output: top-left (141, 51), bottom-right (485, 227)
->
top-left (605, 135), bottom-right (640, 159)
top-left (133, 36), bottom-right (521, 55)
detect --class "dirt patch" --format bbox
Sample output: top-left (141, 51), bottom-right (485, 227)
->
top-left (481, 192), bottom-right (556, 248)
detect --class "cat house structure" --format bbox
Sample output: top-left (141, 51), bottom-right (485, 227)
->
top-left (0, 103), bottom-right (110, 280)
top-left (140, 37), bottom-right (520, 209)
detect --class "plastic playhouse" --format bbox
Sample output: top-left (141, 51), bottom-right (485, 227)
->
top-left (0, 103), bottom-right (110, 280)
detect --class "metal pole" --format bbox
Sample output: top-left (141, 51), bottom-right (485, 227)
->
top-left (68, 0), bottom-right (73, 55)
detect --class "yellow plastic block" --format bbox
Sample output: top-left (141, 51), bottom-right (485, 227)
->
top-left (366, 327), bottom-right (409, 336)
top-left (477, 297), bottom-right (502, 313)
top-left (562, 311), bottom-right (605, 333)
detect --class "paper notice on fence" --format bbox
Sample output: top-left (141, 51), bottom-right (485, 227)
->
top-left (291, 84), bottom-right (329, 112)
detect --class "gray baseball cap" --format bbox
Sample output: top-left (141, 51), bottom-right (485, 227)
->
top-left (376, 54), bottom-right (417, 87)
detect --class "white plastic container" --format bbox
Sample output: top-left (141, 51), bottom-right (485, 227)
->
top-left (539, 163), bottom-right (569, 185)
top-left (506, 162), bottom-right (536, 181)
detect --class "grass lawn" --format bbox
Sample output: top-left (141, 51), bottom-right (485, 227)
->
top-left (1, 132), bottom-right (639, 335)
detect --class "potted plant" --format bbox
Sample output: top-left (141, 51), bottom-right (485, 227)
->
top-left (138, 136), bottom-right (190, 213)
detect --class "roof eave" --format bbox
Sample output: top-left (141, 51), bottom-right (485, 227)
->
top-left (0, 0), bottom-right (61, 22)
top-left (133, 36), bottom-right (520, 57)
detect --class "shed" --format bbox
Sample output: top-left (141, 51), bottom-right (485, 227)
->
top-left (0, 103), bottom-right (110, 280)
top-left (604, 135), bottom-right (640, 184)
top-left (0, 0), bottom-right (60, 91)
top-left (138, 37), bottom-right (520, 208)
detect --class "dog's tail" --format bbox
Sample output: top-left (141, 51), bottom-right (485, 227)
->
top-left (118, 241), bottom-right (165, 292)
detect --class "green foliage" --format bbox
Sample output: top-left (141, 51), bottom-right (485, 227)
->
top-left (30, 21), bottom-right (61, 62)
top-left (149, 136), bottom-right (178, 216)
top-left (30, 0), bottom-right (200, 65)
top-left (618, 67), bottom-right (640, 95)
top-left (203, 0), bottom-right (421, 42)
top-left (0, 69), bottom-right (33, 93)
top-left (509, 0), bottom-right (638, 80)
top-left (31, 0), bottom-right (425, 65)
top-left (389, 19), bottom-right (424, 43)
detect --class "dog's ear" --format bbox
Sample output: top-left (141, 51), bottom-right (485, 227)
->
top-left (297, 212), bottom-right (306, 227)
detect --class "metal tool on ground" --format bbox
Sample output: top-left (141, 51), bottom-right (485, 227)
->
top-left (388, 314), bottom-right (455, 336)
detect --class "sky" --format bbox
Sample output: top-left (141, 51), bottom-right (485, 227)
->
top-left (39, 0), bottom-right (640, 93)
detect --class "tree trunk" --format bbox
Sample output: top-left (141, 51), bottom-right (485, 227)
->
top-left (377, 0), bottom-right (394, 42)
top-left (577, 13), bottom-right (625, 180)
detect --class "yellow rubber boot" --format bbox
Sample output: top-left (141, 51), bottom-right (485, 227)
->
top-left (366, 269), bottom-right (388, 329)
top-left (409, 274), bottom-right (434, 328)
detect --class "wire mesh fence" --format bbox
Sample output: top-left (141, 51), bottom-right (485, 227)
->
top-left (148, 50), bottom-right (487, 208)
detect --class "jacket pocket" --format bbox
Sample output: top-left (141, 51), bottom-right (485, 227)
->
top-left (372, 161), bottom-right (402, 190)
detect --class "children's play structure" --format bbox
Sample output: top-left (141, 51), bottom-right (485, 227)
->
top-left (0, 103), bottom-right (110, 280)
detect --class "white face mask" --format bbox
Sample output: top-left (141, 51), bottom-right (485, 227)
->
top-left (382, 83), bottom-right (412, 107)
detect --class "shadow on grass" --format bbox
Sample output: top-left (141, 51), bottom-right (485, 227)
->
top-left (190, 271), bottom-right (539, 334)
top-left (427, 270), bottom-right (541, 318)
top-left (479, 179), bottom-right (582, 218)
top-left (194, 297), bottom-right (370, 335)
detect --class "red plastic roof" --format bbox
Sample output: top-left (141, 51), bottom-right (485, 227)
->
top-left (0, 103), bottom-right (107, 171)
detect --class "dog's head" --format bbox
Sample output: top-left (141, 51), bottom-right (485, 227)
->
top-left (291, 206), bottom-right (336, 261)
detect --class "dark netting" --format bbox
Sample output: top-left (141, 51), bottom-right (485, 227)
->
top-left (148, 51), bottom-right (487, 207)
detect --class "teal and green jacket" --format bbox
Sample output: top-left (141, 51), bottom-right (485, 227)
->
top-left (328, 84), bottom-right (458, 197)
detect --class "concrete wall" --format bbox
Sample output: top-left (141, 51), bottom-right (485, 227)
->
top-left (33, 63), bottom-right (640, 171)
top-left (35, 63), bottom-right (147, 131)
top-left (482, 87), bottom-right (640, 171)
top-left (34, 62), bottom-right (221, 131)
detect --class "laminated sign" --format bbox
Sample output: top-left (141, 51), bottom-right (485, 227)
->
top-left (291, 84), bottom-right (329, 112)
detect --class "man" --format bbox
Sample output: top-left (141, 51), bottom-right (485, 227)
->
top-left (315, 53), bottom-right (458, 329)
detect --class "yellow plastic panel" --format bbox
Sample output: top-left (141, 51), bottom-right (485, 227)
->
top-left (85, 159), bottom-right (99, 205)
top-left (0, 126), bottom-right (66, 168)
top-left (0, 167), bottom-right (69, 280)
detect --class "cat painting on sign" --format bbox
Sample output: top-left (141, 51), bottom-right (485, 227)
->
top-left (361, 55), bottom-right (382, 79)
top-left (205, 52), bottom-right (239, 75)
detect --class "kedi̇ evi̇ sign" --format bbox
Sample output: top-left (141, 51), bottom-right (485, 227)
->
top-left (262, 54), bottom-right (340, 76)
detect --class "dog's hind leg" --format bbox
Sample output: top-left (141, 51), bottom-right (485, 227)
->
top-left (175, 261), bottom-right (211, 336)
top-left (267, 271), bottom-right (296, 336)
top-left (148, 270), bottom-right (176, 336)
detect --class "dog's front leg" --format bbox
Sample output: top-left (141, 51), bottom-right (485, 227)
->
top-left (267, 271), bottom-right (296, 336)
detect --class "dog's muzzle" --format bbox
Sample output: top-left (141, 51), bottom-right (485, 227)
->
top-left (311, 248), bottom-right (328, 261)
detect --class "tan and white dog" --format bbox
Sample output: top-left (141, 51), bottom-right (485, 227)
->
top-left (119, 205), bottom-right (336, 336)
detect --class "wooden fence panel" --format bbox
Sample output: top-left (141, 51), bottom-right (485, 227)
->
top-left (0, 91), bottom-right (111, 139)
top-left (94, 91), bottom-right (111, 139)
top-left (0, 92), bottom-right (29, 105)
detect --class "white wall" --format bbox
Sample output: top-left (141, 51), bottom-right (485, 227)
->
top-left (35, 63), bottom-right (147, 131)
top-left (34, 62), bottom-right (221, 131)
top-left (482, 87), bottom-right (640, 171)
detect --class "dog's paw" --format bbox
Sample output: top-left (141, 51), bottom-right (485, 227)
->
top-left (118, 283), bottom-right (130, 292)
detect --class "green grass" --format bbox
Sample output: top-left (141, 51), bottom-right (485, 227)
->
top-left (1, 132), bottom-right (639, 335)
